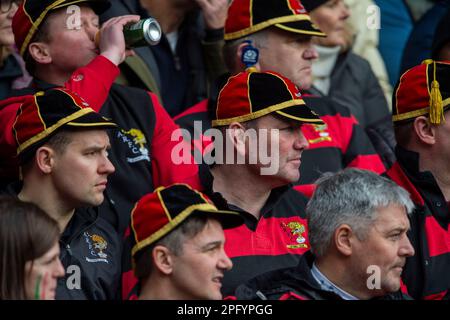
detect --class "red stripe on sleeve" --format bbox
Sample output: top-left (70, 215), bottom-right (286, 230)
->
top-left (66, 55), bottom-right (119, 112)
top-left (424, 290), bottom-right (447, 300)
top-left (173, 99), bottom-right (208, 121)
top-left (149, 93), bottom-right (202, 190)
top-left (279, 292), bottom-right (308, 300)
top-left (424, 216), bottom-right (450, 258)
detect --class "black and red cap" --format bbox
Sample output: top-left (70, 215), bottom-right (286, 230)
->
top-left (224, 0), bottom-right (325, 41)
top-left (393, 60), bottom-right (450, 125)
top-left (13, 87), bottom-right (116, 160)
top-left (212, 70), bottom-right (323, 127)
top-left (13, 0), bottom-right (110, 56)
top-left (130, 184), bottom-right (243, 261)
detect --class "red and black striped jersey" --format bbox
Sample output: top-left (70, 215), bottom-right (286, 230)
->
top-left (217, 186), bottom-right (311, 296)
top-left (387, 146), bottom-right (450, 300)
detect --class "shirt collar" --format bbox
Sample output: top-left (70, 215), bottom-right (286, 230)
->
top-left (311, 263), bottom-right (359, 300)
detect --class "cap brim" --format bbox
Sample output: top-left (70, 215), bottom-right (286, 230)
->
top-left (17, 109), bottom-right (117, 162)
top-left (274, 20), bottom-right (326, 37)
top-left (193, 209), bottom-right (244, 230)
top-left (54, 0), bottom-right (111, 15)
top-left (275, 104), bottom-right (324, 124)
top-left (66, 111), bottom-right (117, 129)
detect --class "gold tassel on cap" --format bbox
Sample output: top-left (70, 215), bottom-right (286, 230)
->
top-left (427, 60), bottom-right (444, 125)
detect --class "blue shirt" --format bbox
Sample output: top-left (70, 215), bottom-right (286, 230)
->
top-left (311, 263), bottom-right (359, 300)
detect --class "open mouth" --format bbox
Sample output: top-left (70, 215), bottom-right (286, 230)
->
top-left (212, 276), bottom-right (223, 286)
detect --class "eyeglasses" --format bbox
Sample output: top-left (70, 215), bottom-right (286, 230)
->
top-left (0, 0), bottom-right (21, 14)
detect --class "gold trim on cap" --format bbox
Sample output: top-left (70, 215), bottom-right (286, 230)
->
top-left (428, 61), bottom-right (444, 124)
top-left (212, 99), bottom-right (307, 126)
top-left (274, 23), bottom-right (326, 37)
top-left (156, 186), bottom-right (173, 223)
top-left (20, 0), bottom-right (66, 56)
top-left (65, 121), bottom-right (117, 127)
top-left (394, 67), bottom-right (410, 119)
top-left (276, 110), bottom-right (324, 123)
top-left (224, 14), bottom-right (315, 40)
top-left (17, 107), bottom-right (95, 154)
top-left (131, 203), bottom-right (220, 257)
top-left (392, 98), bottom-right (450, 122)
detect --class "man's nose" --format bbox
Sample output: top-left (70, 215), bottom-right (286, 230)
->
top-left (294, 129), bottom-right (309, 150)
top-left (303, 45), bottom-right (319, 60)
top-left (100, 156), bottom-right (115, 175)
top-left (218, 249), bottom-right (233, 271)
top-left (399, 235), bottom-right (415, 258)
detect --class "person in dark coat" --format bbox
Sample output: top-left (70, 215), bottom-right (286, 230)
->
top-left (303, 0), bottom-right (396, 164)
top-left (431, 7), bottom-right (450, 60)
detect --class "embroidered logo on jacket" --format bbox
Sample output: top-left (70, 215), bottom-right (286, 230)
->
top-left (281, 221), bottom-right (308, 249)
top-left (306, 123), bottom-right (332, 144)
top-left (117, 128), bottom-right (150, 163)
top-left (84, 232), bottom-right (109, 263)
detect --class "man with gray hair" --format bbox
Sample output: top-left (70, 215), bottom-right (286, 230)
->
top-left (234, 168), bottom-right (415, 300)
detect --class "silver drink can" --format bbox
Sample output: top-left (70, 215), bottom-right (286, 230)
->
top-left (123, 17), bottom-right (162, 47)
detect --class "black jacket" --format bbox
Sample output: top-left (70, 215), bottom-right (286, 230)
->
top-left (1, 182), bottom-right (122, 300)
top-left (58, 207), bottom-right (122, 300)
top-left (235, 251), bottom-right (411, 300)
top-left (311, 50), bottom-right (396, 167)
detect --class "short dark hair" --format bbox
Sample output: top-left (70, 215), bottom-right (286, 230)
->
top-left (20, 129), bottom-right (73, 172)
top-left (45, 129), bottom-right (73, 154)
top-left (0, 197), bottom-right (60, 299)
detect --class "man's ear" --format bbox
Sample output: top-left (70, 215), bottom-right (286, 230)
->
top-left (35, 146), bottom-right (55, 174)
top-left (227, 122), bottom-right (248, 158)
top-left (334, 224), bottom-right (353, 257)
top-left (28, 42), bottom-right (52, 65)
top-left (413, 116), bottom-right (436, 146)
top-left (237, 41), bottom-right (261, 71)
top-left (152, 245), bottom-right (174, 275)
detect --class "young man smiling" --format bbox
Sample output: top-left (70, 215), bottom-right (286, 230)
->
top-left (130, 184), bottom-right (242, 300)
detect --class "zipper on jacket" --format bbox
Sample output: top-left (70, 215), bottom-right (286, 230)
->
top-left (66, 244), bottom-right (73, 256)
